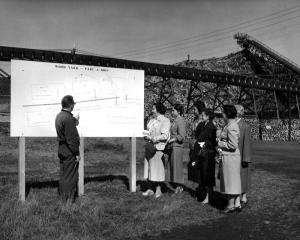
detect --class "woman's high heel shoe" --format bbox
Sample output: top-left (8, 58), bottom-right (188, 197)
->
top-left (222, 207), bottom-right (236, 214)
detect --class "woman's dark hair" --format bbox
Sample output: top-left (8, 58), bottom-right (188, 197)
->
top-left (203, 108), bottom-right (215, 121)
top-left (223, 105), bottom-right (237, 119)
top-left (173, 103), bottom-right (184, 115)
top-left (194, 101), bottom-right (206, 113)
top-left (154, 102), bottom-right (166, 115)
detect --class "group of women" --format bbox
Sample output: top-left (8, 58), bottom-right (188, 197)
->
top-left (143, 101), bottom-right (251, 214)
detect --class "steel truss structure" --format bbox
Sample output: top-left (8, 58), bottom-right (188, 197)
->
top-left (233, 33), bottom-right (300, 119)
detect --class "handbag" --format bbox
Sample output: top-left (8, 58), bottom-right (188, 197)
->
top-left (145, 141), bottom-right (156, 161)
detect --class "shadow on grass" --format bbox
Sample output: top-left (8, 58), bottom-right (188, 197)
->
top-left (25, 176), bottom-right (190, 196)
top-left (210, 191), bottom-right (228, 210)
top-left (25, 174), bottom-right (131, 197)
top-left (25, 175), bottom-right (190, 197)
top-left (25, 180), bottom-right (59, 197)
top-left (85, 175), bottom-right (130, 190)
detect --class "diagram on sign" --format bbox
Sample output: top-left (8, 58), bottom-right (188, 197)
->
top-left (11, 60), bottom-right (144, 137)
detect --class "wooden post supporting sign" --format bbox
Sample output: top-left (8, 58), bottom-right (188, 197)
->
top-left (78, 137), bottom-right (85, 196)
top-left (19, 136), bottom-right (25, 201)
top-left (130, 137), bottom-right (136, 192)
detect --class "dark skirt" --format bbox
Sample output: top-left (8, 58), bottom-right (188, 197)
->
top-left (189, 144), bottom-right (216, 187)
top-left (187, 160), bottom-right (201, 183)
top-left (198, 150), bottom-right (216, 187)
top-left (59, 155), bottom-right (78, 201)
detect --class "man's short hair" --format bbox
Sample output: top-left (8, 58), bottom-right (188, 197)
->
top-left (235, 104), bottom-right (244, 117)
top-left (61, 95), bottom-right (75, 108)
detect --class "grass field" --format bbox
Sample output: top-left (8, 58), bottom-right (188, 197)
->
top-left (0, 136), bottom-right (299, 240)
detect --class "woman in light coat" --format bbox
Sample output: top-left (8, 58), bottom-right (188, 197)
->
top-left (235, 104), bottom-right (252, 209)
top-left (218, 105), bottom-right (241, 213)
top-left (143, 102), bottom-right (170, 198)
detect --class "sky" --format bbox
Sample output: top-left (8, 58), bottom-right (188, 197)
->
top-left (0, 0), bottom-right (300, 73)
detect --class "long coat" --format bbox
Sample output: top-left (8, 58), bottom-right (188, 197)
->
top-left (192, 121), bottom-right (217, 187)
top-left (166, 115), bottom-right (186, 184)
top-left (237, 118), bottom-right (252, 193)
top-left (218, 119), bottom-right (241, 195)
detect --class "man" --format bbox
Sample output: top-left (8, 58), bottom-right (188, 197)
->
top-left (55, 95), bottom-right (80, 201)
top-left (235, 105), bottom-right (252, 209)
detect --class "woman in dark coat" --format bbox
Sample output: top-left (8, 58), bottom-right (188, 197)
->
top-left (189, 101), bottom-right (206, 158)
top-left (192, 108), bottom-right (217, 204)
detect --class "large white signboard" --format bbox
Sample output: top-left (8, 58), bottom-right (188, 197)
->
top-left (11, 60), bottom-right (144, 137)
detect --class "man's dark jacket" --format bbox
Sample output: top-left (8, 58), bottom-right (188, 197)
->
top-left (55, 109), bottom-right (80, 158)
